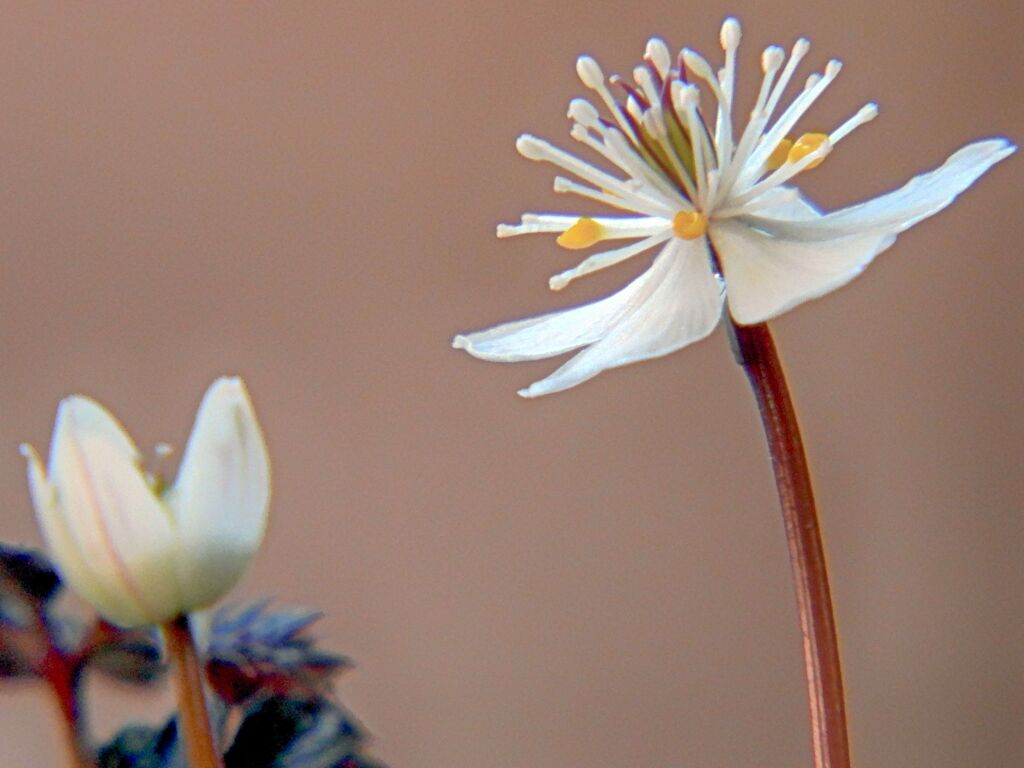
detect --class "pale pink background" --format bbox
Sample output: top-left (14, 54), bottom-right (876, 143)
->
top-left (0, 2), bottom-right (1021, 766)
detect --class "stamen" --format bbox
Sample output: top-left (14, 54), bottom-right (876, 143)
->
top-left (146, 443), bottom-right (175, 495)
top-left (556, 217), bottom-right (605, 249)
top-left (568, 98), bottom-right (600, 128)
top-left (681, 47), bottom-right (733, 148)
top-left (553, 175), bottom-right (676, 218)
top-left (766, 138), bottom-right (794, 170)
top-left (642, 105), bottom-right (699, 201)
top-left (625, 95), bottom-right (644, 123)
top-left (788, 132), bottom-right (830, 168)
top-left (681, 46), bottom-right (732, 129)
top-left (497, 214), bottom-right (581, 237)
top-left (682, 48), bottom-right (717, 86)
top-left (672, 210), bottom-right (708, 240)
top-left (576, 55), bottom-right (638, 141)
top-left (569, 123), bottom-right (648, 184)
top-left (550, 233), bottom-right (670, 290)
top-left (575, 55), bottom-right (606, 90)
top-left (676, 85), bottom-right (710, 206)
top-left (720, 17), bottom-right (742, 52)
top-left (708, 45), bottom-right (786, 209)
top-left (830, 103), bottom-right (878, 143)
top-left (517, 134), bottom-right (629, 197)
top-left (727, 140), bottom-right (832, 209)
top-left (706, 169), bottom-right (722, 209)
top-left (633, 66), bottom-right (662, 110)
top-left (644, 38), bottom-right (671, 79)
top-left (719, 17), bottom-right (742, 106)
top-left (604, 129), bottom-right (686, 204)
top-left (741, 59), bottom-right (842, 183)
top-left (763, 38), bottom-right (810, 121)
top-left (762, 45), bottom-right (785, 76)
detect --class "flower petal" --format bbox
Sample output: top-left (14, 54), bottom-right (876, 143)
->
top-left (711, 219), bottom-right (895, 325)
top-left (22, 444), bottom-right (144, 626)
top-left (167, 377), bottom-right (270, 612)
top-left (751, 186), bottom-right (820, 221)
top-left (519, 238), bottom-right (724, 397)
top-left (452, 245), bottom-right (673, 362)
top-left (48, 396), bottom-right (180, 625)
top-left (741, 139), bottom-right (1015, 241)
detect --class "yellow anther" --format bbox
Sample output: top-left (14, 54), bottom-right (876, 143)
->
top-left (556, 217), bottom-right (605, 250)
top-left (787, 132), bottom-right (831, 169)
top-left (672, 210), bottom-right (708, 240)
top-left (766, 138), bottom-right (793, 171)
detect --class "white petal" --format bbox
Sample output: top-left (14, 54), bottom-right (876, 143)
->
top-left (48, 397), bottom-right (180, 625)
top-left (520, 238), bottom-right (724, 397)
top-left (711, 219), bottom-right (895, 325)
top-left (22, 444), bottom-right (145, 627)
top-left (452, 248), bottom-right (671, 362)
top-left (167, 377), bottom-right (270, 612)
top-left (749, 186), bottom-right (820, 221)
top-left (742, 139), bottom-right (1015, 241)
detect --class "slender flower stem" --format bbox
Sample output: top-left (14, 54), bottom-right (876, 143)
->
top-left (162, 615), bottom-right (223, 768)
top-left (39, 649), bottom-right (91, 768)
top-left (725, 318), bottom-right (851, 768)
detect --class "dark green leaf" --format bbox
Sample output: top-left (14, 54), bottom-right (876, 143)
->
top-left (226, 696), bottom-right (384, 768)
top-left (97, 721), bottom-right (182, 768)
top-left (88, 625), bottom-right (165, 686)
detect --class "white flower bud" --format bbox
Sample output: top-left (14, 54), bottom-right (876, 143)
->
top-left (22, 377), bottom-right (270, 627)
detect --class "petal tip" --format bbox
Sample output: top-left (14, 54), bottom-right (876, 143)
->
top-left (208, 375), bottom-right (246, 397)
top-left (452, 334), bottom-right (470, 351)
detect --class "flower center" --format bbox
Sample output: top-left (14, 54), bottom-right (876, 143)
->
top-left (672, 210), bottom-right (708, 240)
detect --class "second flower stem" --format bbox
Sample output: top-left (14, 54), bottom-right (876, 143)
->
top-left (727, 319), bottom-right (851, 768)
top-left (162, 615), bottom-right (223, 768)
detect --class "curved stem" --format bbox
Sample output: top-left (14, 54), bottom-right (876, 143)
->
top-left (726, 319), bottom-right (851, 768)
top-left (162, 615), bottom-right (224, 768)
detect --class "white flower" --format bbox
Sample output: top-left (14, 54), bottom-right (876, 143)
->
top-left (21, 377), bottom-right (270, 627)
top-left (453, 18), bottom-right (1014, 397)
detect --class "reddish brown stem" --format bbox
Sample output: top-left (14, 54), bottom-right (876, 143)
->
top-left (162, 615), bottom-right (224, 768)
top-left (39, 647), bottom-right (92, 767)
top-left (727, 319), bottom-right (851, 768)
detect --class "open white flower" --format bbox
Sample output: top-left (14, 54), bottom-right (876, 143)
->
top-left (21, 377), bottom-right (270, 627)
top-left (453, 18), bottom-right (1014, 397)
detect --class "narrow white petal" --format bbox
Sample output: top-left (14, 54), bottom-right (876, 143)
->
top-left (743, 139), bottom-right (1016, 241)
top-left (711, 219), bottom-right (895, 325)
top-left (22, 444), bottom-right (146, 627)
top-left (48, 397), bottom-right (180, 625)
top-left (520, 238), bottom-right (724, 397)
top-left (167, 377), bottom-right (270, 612)
top-left (453, 245), bottom-right (672, 362)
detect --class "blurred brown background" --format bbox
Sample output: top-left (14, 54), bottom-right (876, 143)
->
top-left (0, 1), bottom-right (1020, 766)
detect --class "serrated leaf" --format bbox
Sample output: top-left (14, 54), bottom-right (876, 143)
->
top-left (206, 603), bottom-right (350, 705)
